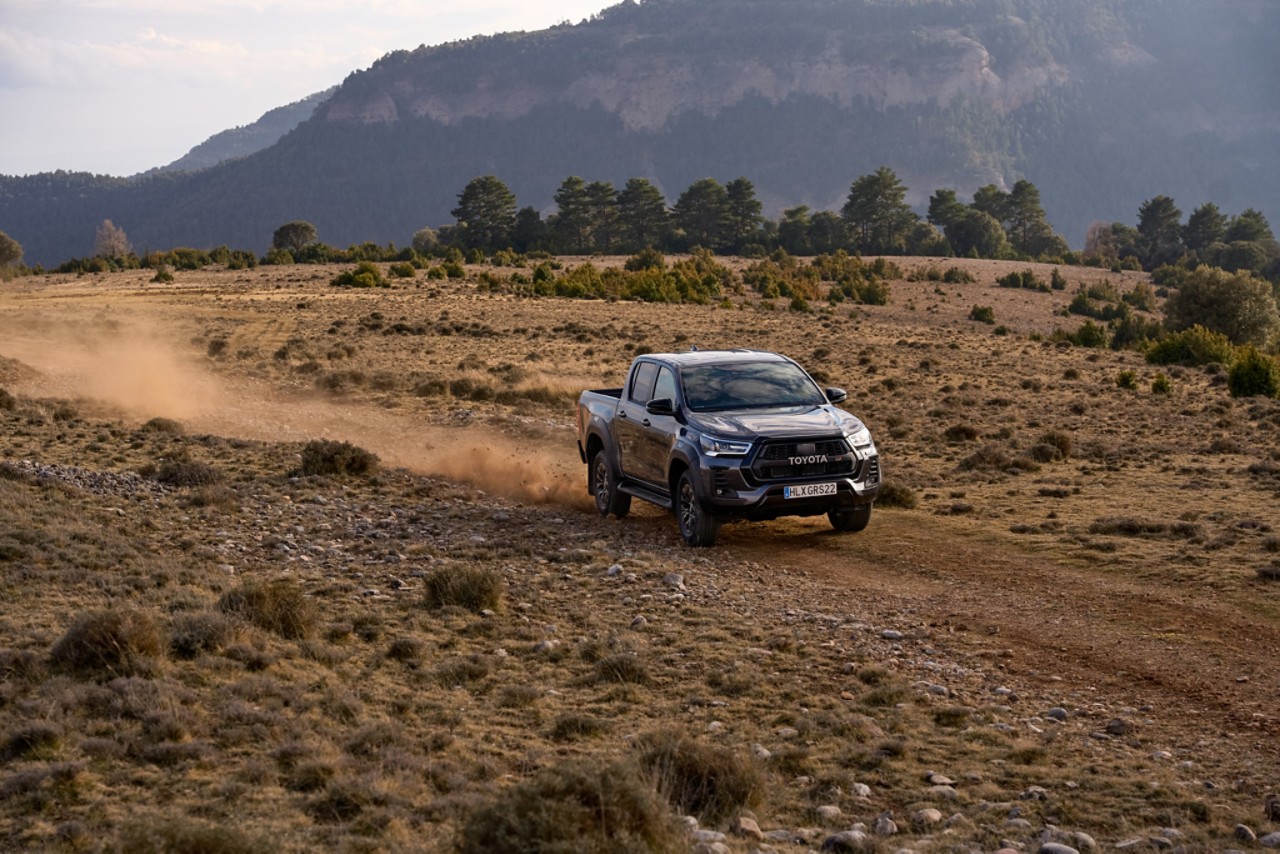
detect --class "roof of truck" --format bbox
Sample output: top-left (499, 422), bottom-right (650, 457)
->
top-left (639, 349), bottom-right (789, 367)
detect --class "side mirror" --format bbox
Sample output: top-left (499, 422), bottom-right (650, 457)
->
top-left (646, 397), bottom-right (676, 416)
top-left (826, 387), bottom-right (848, 404)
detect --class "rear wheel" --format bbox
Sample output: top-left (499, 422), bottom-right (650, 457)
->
top-left (591, 449), bottom-right (631, 519)
top-left (676, 471), bottom-right (719, 547)
top-left (829, 503), bottom-right (872, 533)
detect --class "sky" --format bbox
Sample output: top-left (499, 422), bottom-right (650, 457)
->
top-left (0, 0), bottom-right (613, 177)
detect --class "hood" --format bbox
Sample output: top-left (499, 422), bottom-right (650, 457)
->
top-left (688, 406), bottom-right (861, 440)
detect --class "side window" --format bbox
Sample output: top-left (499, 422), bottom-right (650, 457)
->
top-left (652, 366), bottom-right (677, 405)
top-left (629, 362), bottom-right (658, 403)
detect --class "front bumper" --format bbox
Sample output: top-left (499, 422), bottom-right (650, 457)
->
top-left (698, 453), bottom-right (881, 521)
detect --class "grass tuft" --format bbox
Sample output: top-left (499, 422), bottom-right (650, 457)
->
top-left (299, 439), bottom-right (379, 476)
top-left (634, 729), bottom-right (764, 823)
top-left (424, 565), bottom-right (503, 612)
top-left (217, 580), bottom-right (316, 639)
top-left (49, 609), bottom-right (165, 678)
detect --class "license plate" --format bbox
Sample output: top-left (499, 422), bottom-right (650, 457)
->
top-left (784, 482), bottom-right (837, 499)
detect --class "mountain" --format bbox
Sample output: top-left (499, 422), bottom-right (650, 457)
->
top-left (144, 88), bottom-right (336, 176)
top-left (2, 0), bottom-right (1277, 266)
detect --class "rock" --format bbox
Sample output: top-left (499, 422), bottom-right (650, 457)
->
top-left (926, 772), bottom-right (955, 786)
top-left (1113, 839), bottom-right (1145, 851)
top-left (1072, 831), bottom-right (1098, 851)
top-left (912, 808), bottom-right (943, 826)
top-left (752, 744), bottom-right (772, 760)
top-left (692, 829), bottom-right (726, 843)
top-left (730, 815), bottom-right (764, 840)
top-left (1039, 845), bottom-right (1079, 854)
top-left (607, 563), bottom-right (623, 577)
top-left (491, 511), bottom-right (510, 522)
top-left (1235, 825), bottom-right (1258, 843)
top-left (692, 843), bottom-right (730, 854)
top-left (881, 629), bottom-right (904, 640)
top-left (821, 830), bottom-right (871, 852)
top-left (850, 782), bottom-right (872, 798)
top-left (1261, 832), bottom-right (1280, 848)
top-left (1105, 718), bottom-right (1132, 736)
top-left (1046, 707), bottom-right (1069, 721)
top-left (928, 785), bottom-right (959, 800)
top-left (873, 813), bottom-right (898, 836)
top-left (630, 615), bottom-right (648, 629)
top-left (663, 572), bottom-right (686, 590)
top-left (776, 726), bottom-right (800, 739)
top-left (1146, 837), bottom-right (1172, 850)
top-left (1020, 785), bottom-right (1049, 800)
top-left (1266, 794), bottom-right (1280, 822)
top-left (815, 804), bottom-right (843, 823)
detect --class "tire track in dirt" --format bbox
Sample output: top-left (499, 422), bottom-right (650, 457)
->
top-left (719, 514), bottom-right (1280, 766)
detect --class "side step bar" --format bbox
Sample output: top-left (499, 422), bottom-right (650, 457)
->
top-left (619, 480), bottom-right (673, 510)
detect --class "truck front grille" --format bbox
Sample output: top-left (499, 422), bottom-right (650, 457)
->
top-left (750, 438), bottom-right (853, 482)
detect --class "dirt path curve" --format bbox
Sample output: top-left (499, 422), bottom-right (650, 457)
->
top-left (712, 513), bottom-right (1280, 770)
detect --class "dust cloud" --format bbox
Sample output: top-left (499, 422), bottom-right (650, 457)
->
top-left (0, 313), bottom-right (590, 509)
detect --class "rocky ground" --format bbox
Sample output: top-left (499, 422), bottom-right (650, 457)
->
top-left (0, 260), bottom-right (1278, 852)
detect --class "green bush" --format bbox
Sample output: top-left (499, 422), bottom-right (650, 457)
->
top-left (424, 565), bottom-right (503, 613)
top-left (997, 269), bottom-right (1047, 292)
top-left (218, 580), bottom-right (316, 640)
top-left (388, 262), bottom-right (416, 279)
top-left (624, 248), bottom-right (666, 272)
top-left (299, 439), bottom-right (379, 476)
top-left (876, 481), bottom-right (917, 509)
top-left (1146, 325), bottom-right (1235, 366)
top-left (1151, 373), bottom-right (1172, 395)
top-left (154, 459), bottom-right (223, 487)
top-left (1163, 266), bottom-right (1280, 346)
top-left (1117, 370), bottom-right (1138, 390)
top-left (1228, 346), bottom-right (1280, 398)
top-left (331, 261), bottom-right (387, 288)
top-left (968, 305), bottom-right (995, 324)
top-left (457, 759), bottom-right (682, 854)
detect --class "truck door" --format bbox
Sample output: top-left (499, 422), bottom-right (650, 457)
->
top-left (636, 366), bottom-right (680, 489)
top-left (616, 361), bottom-right (657, 481)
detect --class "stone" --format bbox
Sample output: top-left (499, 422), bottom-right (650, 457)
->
top-left (1072, 831), bottom-right (1097, 851)
top-left (663, 572), bottom-right (686, 590)
top-left (881, 629), bottom-right (904, 640)
top-left (1020, 785), bottom-right (1049, 800)
top-left (1046, 707), bottom-right (1069, 721)
top-left (730, 815), bottom-right (764, 840)
top-left (821, 830), bottom-right (870, 852)
top-left (1105, 718), bottom-right (1132, 736)
top-left (912, 808), bottom-right (943, 826)
top-left (607, 563), bottom-right (623, 577)
top-left (1235, 825), bottom-right (1257, 843)
top-left (928, 785), bottom-right (959, 800)
top-left (630, 615), bottom-right (648, 629)
top-left (850, 782), bottom-right (872, 798)
top-left (1039, 845), bottom-right (1079, 854)
top-left (1261, 832), bottom-right (1280, 848)
top-left (815, 804), bottom-right (842, 822)
top-left (874, 814), bottom-right (898, 836)
top-left (926, 772), bottom-right (955, 786)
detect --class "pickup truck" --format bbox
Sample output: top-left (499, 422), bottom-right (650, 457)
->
top-left (576, 349), bottom-right (881, 546)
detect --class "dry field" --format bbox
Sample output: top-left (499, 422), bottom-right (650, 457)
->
top-left (0, 257), bottom-right (1278, 852)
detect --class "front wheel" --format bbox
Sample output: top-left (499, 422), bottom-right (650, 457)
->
top-left (591, 449), bottom-right (631, 519)
top-left (676, 471), bottom-right (719, 547)
top-left (829, 503), bottom-right (872, 533)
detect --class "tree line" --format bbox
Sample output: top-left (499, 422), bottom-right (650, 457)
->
top-left (434, 168), bottom-right (1076, 262)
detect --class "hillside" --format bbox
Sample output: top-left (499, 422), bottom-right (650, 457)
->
top-left (2, 0), bottom-right (1278, 265)
top-left (145, 88), bottom-right (336, 176)
top-left (1, 257), bottom-right (1278, 848)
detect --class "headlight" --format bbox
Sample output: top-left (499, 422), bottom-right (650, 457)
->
top-left (699, 434), bottom-right (752, 457)
top-left (844, 424), bottom-right (874, 450)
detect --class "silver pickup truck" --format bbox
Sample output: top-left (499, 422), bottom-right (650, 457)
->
top-left (575, 349), bottom-right (881, 546)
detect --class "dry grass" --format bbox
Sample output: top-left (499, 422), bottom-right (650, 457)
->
top-left (0, 259), bottom-right (1275, 850)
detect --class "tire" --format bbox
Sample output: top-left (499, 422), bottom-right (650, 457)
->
top-left (829, 502), bottom-right (872, 533)
top-left (590, 449), bottom-right (631, 519)
top-left (675, 470), bottom-right (719, 547)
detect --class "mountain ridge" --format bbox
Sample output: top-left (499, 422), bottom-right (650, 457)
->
top-left (2, 0), bottom-right (1276, 266)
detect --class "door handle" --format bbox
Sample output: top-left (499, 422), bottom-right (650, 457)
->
top-left (619, 411), bottom-right (628, 419)
top-left (642, 419), bottom-right (651, 427)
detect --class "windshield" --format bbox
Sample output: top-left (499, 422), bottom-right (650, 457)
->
top-left (682, 361), bottom-right (826, 411)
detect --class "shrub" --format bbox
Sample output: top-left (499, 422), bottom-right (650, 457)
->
top-left (217, 580), bottom-right (316, 639)
top-left (876, 481), bottom-right (917, 509)
top-left (592, 653), bottom-right (650, 685)
top-left (170, 612), bottom-right (236, 659)
top-left (299, 439), bottom-right (379, 476)
top-left (1163, 266), bottom-right (1280, 346)
top-left (1117, 370), bottom-right (1138, 390)
top-left (388, 262), bottom-right (416, 279)
top-left (624, 248), bottom-right (666, 272)
top-left (1228, 346), bottom-right (1280, 398)
top-left (550, 713), bottom-right (609, 742)
top-left (424, 565), bottom-right (503, 612)
top-left (331, 261), bottom-right (387, 288)
top-left (1146, 325), bottom-right (1235, 366)
top-left (1151, 373), bottom-right (1172, 395)
top-left (3, 722), bottom-right (62, 761)
top-left (0, 388), bottom-right (15, 411)
top-left (968, 305), bottom-right (995, 324)
top-left (154, 459), bottom-right (223, 487)
top-left (140, 417), bottom-right (184, 435)
top-left (635, 730), bottom-right (764, 823)
top-left (1037, 431), bottom-right (1073, 459)
top-left (944, 266), bottom-right (974, 284)
top-left (50, 610), bottom-right (165, 677)
top-left (108, 815), bottom-right (271, 854)
top-left (997, 270), bottom-right (1047, 292)
top-left (457, 759), bottom-right (681, 854)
